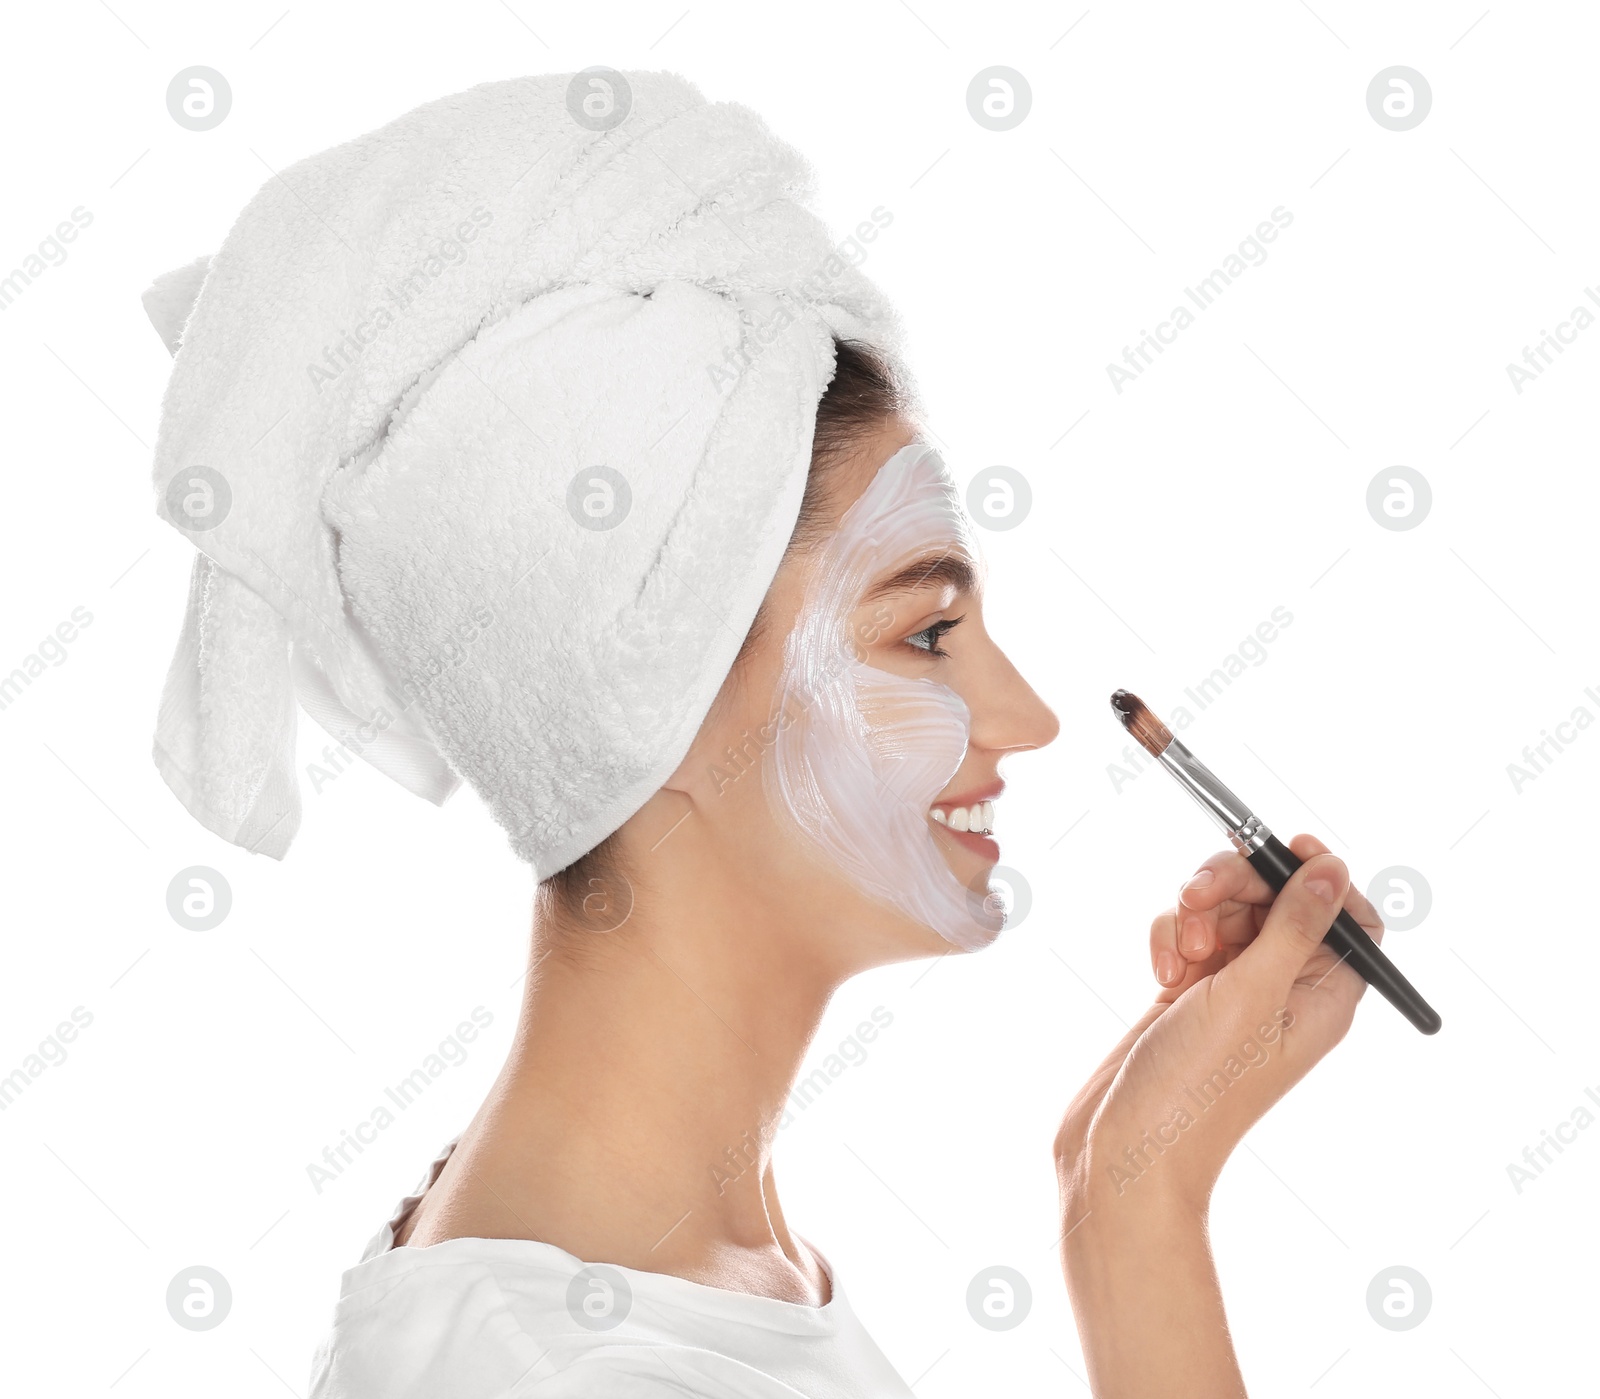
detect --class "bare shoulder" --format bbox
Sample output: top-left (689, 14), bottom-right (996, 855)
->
top-left (795, 1234), bottom-right (834, 1307)
top-left (389, 1145), bottom-right (507, 1249)
top-left (388, 1139), bottom-right (833, 1309)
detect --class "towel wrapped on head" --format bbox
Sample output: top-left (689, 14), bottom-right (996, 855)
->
top-left (142, 69), bottom-right (901, 877)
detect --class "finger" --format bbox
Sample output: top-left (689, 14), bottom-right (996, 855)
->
top-left (1285, 832), bottom-right (1385, 942)
top-left (1177, 905), bottom-right (1213, 964)
top-left (1178, 834), bottom-right (1352, 916)
top-left (1150, 909), bottom-right (1224, 986)
top-left (1169, 835), bottom-right (1376, 983)
top-left (1341, 881), bottom-right (1384, 941)
top-left (1230, 852), bottom-right (1352, 998)
top-left (1150, 908), bottom-right (1233, 1001)
top-left (1149, 909), bottom-right (1185, 987)
top-left (1172, 852), bottom-right (1259, 967)
top-left (1284, 833), bottom-right (1332, 861)
top-left (1176, 850), bottom-right (1274, 916)
top-left (1179, 836), bottom-right (1377, 961)
top-left (1173, 850), bottom-right (1271, 967)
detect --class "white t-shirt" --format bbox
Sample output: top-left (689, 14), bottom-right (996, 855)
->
top-left (309, 1134), bottom-right (917, 1398)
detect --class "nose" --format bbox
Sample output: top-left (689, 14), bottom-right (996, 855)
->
top-left (965, 630), bottom-right (1060, 756)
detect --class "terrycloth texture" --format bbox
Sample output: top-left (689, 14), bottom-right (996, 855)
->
top-left (144, 71), bottom-right (901, 874)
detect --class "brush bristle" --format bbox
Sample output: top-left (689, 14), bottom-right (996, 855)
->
top-left (1109, 690), bottom-right (1173, 758)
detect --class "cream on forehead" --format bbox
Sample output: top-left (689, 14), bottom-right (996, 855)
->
top-left (764, 440), bottom-right (1003, 950)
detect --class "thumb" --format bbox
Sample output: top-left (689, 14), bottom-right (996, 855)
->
top-left (1233, 852), bottom-right (1351, 997)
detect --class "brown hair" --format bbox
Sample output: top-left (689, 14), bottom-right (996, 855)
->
top-left (537, 337), bottom-right (909, 926)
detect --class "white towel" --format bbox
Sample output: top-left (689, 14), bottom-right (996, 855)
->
top-left (143, 70), bottom-right (900, 874)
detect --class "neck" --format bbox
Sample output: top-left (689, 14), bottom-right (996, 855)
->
top-left (464, 863), bottom-right (841, 1290)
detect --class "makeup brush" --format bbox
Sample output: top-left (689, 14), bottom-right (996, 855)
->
top-left (1111, 690), bottom-right (1441, 1036)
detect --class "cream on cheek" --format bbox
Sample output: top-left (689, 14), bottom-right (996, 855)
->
top-left (763, 441), bottom-right (1004, 950)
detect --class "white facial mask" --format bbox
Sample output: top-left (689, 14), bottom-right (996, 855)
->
top-left (764, 440), bottom-right (1004, 951)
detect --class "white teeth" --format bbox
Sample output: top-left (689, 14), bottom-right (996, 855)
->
top-left (929, 800), bottom-right (996, 836)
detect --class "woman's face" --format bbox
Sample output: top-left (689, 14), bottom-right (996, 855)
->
top-left (663, 414), bottom-right (1059, 971)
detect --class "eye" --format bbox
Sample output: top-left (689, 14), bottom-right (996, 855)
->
top-left (904, 615), bottom-right (964, 658)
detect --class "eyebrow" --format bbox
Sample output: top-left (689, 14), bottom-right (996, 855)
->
top-left (861, 550), bottom-right (981, 604)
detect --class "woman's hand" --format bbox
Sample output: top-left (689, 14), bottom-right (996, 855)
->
top-left (1053, 834), bottom-right (1384, 1398)
top-left (1057, 833), bottom-right (1383, 1210)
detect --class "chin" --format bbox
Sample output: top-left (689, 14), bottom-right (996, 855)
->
top-left (865, 894), bottom-right (1006, 966)
top-left (772, 838), bottom-right (1007, 968)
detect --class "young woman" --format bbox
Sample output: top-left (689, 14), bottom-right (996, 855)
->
top-left (139, 67), bottom-right (1384, 1399)
top-left (308, 342), bottom-right (1385, 1399)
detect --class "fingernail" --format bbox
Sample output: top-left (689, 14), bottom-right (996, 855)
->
top-left (1182, 869), bottom-right (1214, 893)
top-left (1179, 917), bottom-right (1207, 955)
top-left (1305, 878), bottom-right (1335, 902)
top-left (1156, 950), bottom-right (1181, 985)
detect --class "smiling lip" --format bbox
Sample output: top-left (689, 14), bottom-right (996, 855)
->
top-left (939, 824), bottom-right (1000, 863)
top-left (928, 778), bottom-right (1003, 864)
top-left (935, 779), bottom-right (1004, 809)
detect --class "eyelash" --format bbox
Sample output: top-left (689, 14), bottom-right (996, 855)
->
top-left (904, 615), bottom-right (964, 658)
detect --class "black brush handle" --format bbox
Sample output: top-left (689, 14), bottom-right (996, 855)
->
top-left (1247, 836), bottom-right (1442, 1035)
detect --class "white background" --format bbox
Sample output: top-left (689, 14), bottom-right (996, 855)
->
top-left (2, 2), bottom-right (1595, 1394)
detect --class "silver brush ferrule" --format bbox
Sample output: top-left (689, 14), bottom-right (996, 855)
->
top-left (1155, 738), bottom-right (1272, 855)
